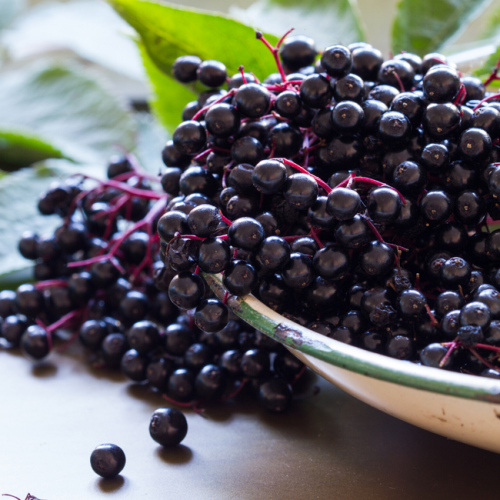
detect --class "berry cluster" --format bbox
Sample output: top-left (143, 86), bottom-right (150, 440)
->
top-left (3, 28), bottom-right (500, 422)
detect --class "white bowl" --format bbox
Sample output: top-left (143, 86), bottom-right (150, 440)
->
top-left (204, 274), bottom-right (500, 454)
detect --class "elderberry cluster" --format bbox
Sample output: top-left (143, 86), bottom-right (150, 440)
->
top-left (3, 30), bottom-right (500, 417)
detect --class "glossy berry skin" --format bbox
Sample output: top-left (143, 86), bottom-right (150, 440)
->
top-left (18, 231), bottom-right (39, 260)
top-left (197, 60), bottom-right (227, 87)
top-left (331, 101), bottom-right (365, 134)
top-left (149, 408), bottom-right (188, 447)
top-left (164, 324), bottom-right (195, 356)
top-left (168, 368), bottom-right (195, 401)
top-left (267, 123), bottom-right (303, 157)
top-left (259, 274), bottom-right (291, 312)
top-left (378, 59), bottom-right (414, 91)
top-left (79, 320), bottom-right (108, 351)
top-left (184, 343), bottom-right (213, 371)
top-left (392, 161), bottom-right (427, 195)
top-left (359, 241), bottom-right (394, 276)
top-left (234, 83), bottom-right (271, 119)
top-left (90, 444), bottom-right (126, 478)
top-left (280, 35), bottom-right (316, 71)
top-left (172, 55), bottom-right (201, 83)
top-left (259, 378), bottom-right (292, 412)
top-left (284, 174), bottom-right (318, 210)
top-left (420, 343), bottom-right (455, 369)
top-left (120, 291), bottom-right (149, 324)
top-left (460, 301), bottom-right (491, 329)
top-left (231, 136), bottom-right (265, 166)
top-left (312, 108), bottom-right (335, 139)
top-left (228, 217), bottom-right (265, 251)
top-left (241, 348), bottom-right (270, 378)
top-left (422, 103), bottom-right (460, 139)
top-left (275, 91), bottom-right (302, 118)
top-left (390, 92), bottom-right (424, 126)
top-left (21, 325), bottom-right (50, 360)
top-left (321, 45), bottom-right (352, 77)
top-left (173, 120), bottom-right (207, 155)
top-left (255, 237), bottom-right (290, 271)
top-left (377, 111), bottom-right (411, 143)
top-left (168, 272), bottom-right (205, 310)
top-left (187, 205), bottom-right (221, 238)
top-left (281, 253), bottom-right (314, 289)
top-left (223, 260), bottom-right (258, 296)
top-left (327, 187), bottom-right (361, 220)
top-left (459, 128), bottom-right (492, 163)
top-left (127, 321), bottom-right (161, 355)
top-left (195, 364), bottom-right (226, 400)
top-left (102, 333), bottom-right (128, 369)
top-left (435, 291), bottom-right (465, 318)
top-left (367, 187), bottom-right (401, 223)
top-left (121, 349), bottom-right (148, 382)
top-left (386, 335), bottom-right (414, 360)
top-left (252, 160), bottom-right (287, 194)
top-left (454, 190), bottom-right (485, 226)
top-left (300, 74), bottom-right (332, 109)
top-left (1, 314), bottom-right (28, 346)
top-left (107, 156), bottom-right (132, 179)
top-left (308, 196), bottom-right (335, 229)
top-left (368, 84), bottom-right (400, 106)
top-left (335, 215), bottom-right (370, 249)
top-left (352, 46), bottom-right (383, 80)
top-left (313, 245), bottom-right (350, 281)
top-left (0, 290), bottom-right (16, 319)
top-left (197, 238), bottom-right (230, 274)
top-left (194, 299), bottom-right (229, 333)
top-left (396, 289), bottom-right (426, 320)
top-left (333, 74), bottom-right (365, 103)
top-left (420, 143), bottom-right (449, 174)
top-left (419, 190), bottom-right (453, 224)
top-left (439, 257), bottom-right (471, 289)
top-left (16, 284), bottom-right (44, 318)
top-left (205, 104), bottom-right (240, 138)
top-left (162, 139), bottom-right (191, 168)
top-left (305, 277), bottom-right (343, 312)
top-left (476, 289), bottom-right (500, 319)
top-left (423, 65), bottom-right (460, 102)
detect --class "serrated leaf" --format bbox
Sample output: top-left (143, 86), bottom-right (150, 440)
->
top-left (138, 41), bottom-right (197, 133)
top-left (0, 61), bottom-right (136, 165)
top-left (230, 0), bottom-right (365, 50)
top-left (0, 160), bottom-right (106, 281)
top-left (0, 128), bottom-right (65, 171)
top-left (392, 0), bottom-right (493, 56)
top-left (108, 0), bottom-right (279, 82)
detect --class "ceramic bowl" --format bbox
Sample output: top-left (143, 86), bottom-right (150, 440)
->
top-left (204, 273), bottom-right (500, 454)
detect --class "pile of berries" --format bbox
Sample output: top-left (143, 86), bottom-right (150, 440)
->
top-left (3, 29), bottom-right (500, 426)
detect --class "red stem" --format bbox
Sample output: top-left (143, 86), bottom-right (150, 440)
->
top-left (472, 92), bottom-right (500, 111)
top-left (47, 308), bottom-right (86, 334)
top-left (439, 341), bottom-right (458, 367)
top-left (192, 89), bottom-right (236, 121)
top-left (280, 158), bottom-right (332, 193)
top-left (483, 54), bottom-right (500, 87)
top-left (219, 378), bottom-right (247, 401)
top-left (220, 213), bottom-right (233, 226)
top-left (35, 280), bottom-right (68, 289)
top-left (353, 177), bottom-right (407, 205)
top-left (468, 347), bottom-right (500, 373)
top-left (256, 31), bottom-right (287, 83)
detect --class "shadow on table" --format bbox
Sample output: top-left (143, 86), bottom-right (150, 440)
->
top-left (97, 475), bottom-right (126, 493)
top-left (156, 444), bottom-right (193, 464)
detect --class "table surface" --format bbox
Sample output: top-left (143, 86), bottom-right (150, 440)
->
top-left (1, 345), bottom-right (500, 500)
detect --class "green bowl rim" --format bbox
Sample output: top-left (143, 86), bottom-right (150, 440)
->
top-left (204, 273), bottom-right (500, 404)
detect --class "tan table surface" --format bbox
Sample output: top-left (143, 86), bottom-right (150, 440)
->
top-left (1, 346), bottom-right (499, 500)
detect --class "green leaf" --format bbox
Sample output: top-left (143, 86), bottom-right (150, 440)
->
top-left (0, 61), bottom-right (136, 166)
top-left (392, 0), bottom-right (493, 56)
top-left (133, 111), bottom-right (169, 173)
top-left (138, 41), bottom-right (197, 133)
top-left (230, 0), bottom-right (365, 50)
top-left (0, 160), bottom-right (106, 282)
top-left (0, 128), bottom-right (65, 171)
top-left (473, 45), bottom-right (500, 83)
top-left (108, 0), bottom-right (279, 81)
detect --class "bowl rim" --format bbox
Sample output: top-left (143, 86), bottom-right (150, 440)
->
top-left (204, 273), bottom-right (500, 404)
